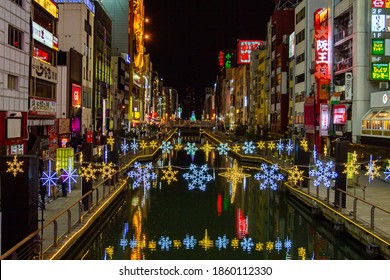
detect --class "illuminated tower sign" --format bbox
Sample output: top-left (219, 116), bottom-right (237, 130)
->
top-left (218, 50), bottom-right (236, 69)
top-left (370, 0), bottom-right (390, 80)
top-left (237, 40), bottom-right (265, 64)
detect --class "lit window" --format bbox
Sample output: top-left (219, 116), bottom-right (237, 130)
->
top-left (8, 25), bottom-right (23, 50)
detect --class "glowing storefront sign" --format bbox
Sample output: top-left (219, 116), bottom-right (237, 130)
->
top-left (33, 22), bottom-right (58, 50)
top-left (72, 84), bottom-right (82, 107)
top-left (34, 0), bottom-right (58, 18)
top-left (237, 40), bottom-right (265, 64)
top-left (333, 105), bottom-right (347, 124)
top-left (320, 103), bottom-right (329, 136)
top-left (314, 8), bottom-right (330, 80)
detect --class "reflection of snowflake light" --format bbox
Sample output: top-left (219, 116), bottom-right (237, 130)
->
top-left (6, 155), bottom-right (24, 177)
top-left (288, 166), bottom-right (304, 186)
top-left (160, 141), bottom-right (173, 154)
top-left (129, 235), bottom-right (138, 250)
top-left (216, 143), bottom-right (230, 156)
top-left (275, 237), bottom-right (283, 254)
top-left (183, 234), bottom-right (197, 250)
top-left (300, 139), bottom-right (309, 152)
top-left (199, 229), bottom-right (213, 251)
top-left (148, 240), bottom-right (157, 251)
top-left (242, 141), bottom-right (256, 154)
top-left (284, 236), bottom-right (292, 252)
top-left (182, 163), bottom-right (214, 191)
top-left (309, 159), bottom-right (337, 188)
top-left (128, 162), bottom-right (157, 190)
top-left (254, 163), bottom-right (284, 190)
top-left (174, 143), bottom-right (183, 151)
top-left (276, 139), bottom-right (284, 154)
top-left (286, 139), bottom-right (294, 155)
top-left (41, 160), bottom-right (58, 197)
top-left (173, 240), bottom-right (182, 249)
top-left (218, 159), bottom-right (250, 188)
top-left (343, 151), bottom-right (359, 177)
top-left (298, 247), bottom-right (306, 260)
top-left (231, 144), bottom-right (241, 153)
top-left (240, 237), bottom-right (254, 254)
top-left (200, 141), bottom-right (214, 154)
top-left (158, 236), bottom-right (172, 251)
top-left (130, 138), bottom-right (139, 154)
top-left (80, 163), bottom-right (98, 182)
top-left (215, 235), bottom-right (229, 250)
top-left (231, 238), bottom-right (239, 250)
top-left (385, 160), bottom-right (390, 181)
top-left (365, 154), bottom-right (381, 182)
top-left (161, 164), bottom-right (178, 185)
top-left (184, 142), bottom-right (198, 155)
top-left (121, 139), bottom-right (129, 155)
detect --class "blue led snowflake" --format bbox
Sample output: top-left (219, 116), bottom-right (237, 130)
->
top-left (127, 162), bottom-right (157, 190)
top-left (130, 138), bottom-right (139, 154)
top-left (276, 139), bottom-right (284, 154)
top-left (242, 141), bottom-right (256, 154)
top-left (184, 142), bottom-right (198, 155)
top-left (182, 164), bottom-right (214, 191)
top-left (160, 141), bottom-right (173, 154)
top-left (129, 235), bottom-right (138, 250)
top-left (215, 235), bottom-right (229, 250)
top-left (240, 237), bottom-right (254, 253)
top-left (275, 237), bottom-right (283, 253)
top-left (121, 139), bottom-right (130, 155)
top-left (385, 166), bottom-right (390, 181)
top-left (216, 143), bottom-right (230, 156)
top-left (119, 237), bottom-right (128, 250)
top-left (62, 166), bottom-right (79, 193)
top-left (284, 236), bottom-right (292, 253)
top-left (309, 159), bottom-right (337, 188)
top-left (286, 139), bottom-right (294, 155)
top-left (254, 163), bottom-right (284, 191)
top-left (158, 236), bottom-right (172, 251)
top-left (40, 160), bottom-right (58, 196)
top-left (183, 234), bottom-right (197, 250)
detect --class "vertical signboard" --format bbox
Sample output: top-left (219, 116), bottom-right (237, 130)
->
top-left (72, 84), bottom-right (82, 107)
top-left (320, 103), bottom-right (330, 136)
top-left (237, 40), bottom-right (265, 64)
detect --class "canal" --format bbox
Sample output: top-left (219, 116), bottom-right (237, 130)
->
top-left (74, 138), bottom-right (370, 260)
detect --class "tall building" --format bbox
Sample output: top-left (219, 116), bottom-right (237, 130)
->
top-left (0, 0), bottom-right (31, 155)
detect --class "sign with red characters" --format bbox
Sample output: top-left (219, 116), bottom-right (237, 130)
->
top-left (314, 8), bottom-right (330, 80)
top-left (72, 84), bottom-right (82, 107)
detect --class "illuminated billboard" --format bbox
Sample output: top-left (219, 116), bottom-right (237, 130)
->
top-left (237, 40), bottom-right (265, 64)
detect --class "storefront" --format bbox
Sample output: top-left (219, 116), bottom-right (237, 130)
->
top-left (361, 90), bottom-right (390, 138)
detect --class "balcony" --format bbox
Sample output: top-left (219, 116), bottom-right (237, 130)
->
top-left (334, 27), bottom-right (353, 46)
top-left (334, 57), bottom-right (352, 74)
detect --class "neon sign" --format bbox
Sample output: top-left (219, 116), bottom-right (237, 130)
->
top-left (237, 40), bottom-right (265, 64)
top-left (314, 8), bottom-right (330, 80)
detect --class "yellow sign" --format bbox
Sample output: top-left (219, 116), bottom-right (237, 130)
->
top-left (34, 0), bottom-right (58, 19)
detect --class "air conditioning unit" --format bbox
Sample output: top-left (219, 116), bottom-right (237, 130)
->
top-left (379, 82), bottom-right (389, 90)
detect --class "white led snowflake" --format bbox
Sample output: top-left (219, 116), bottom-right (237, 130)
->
top-left (127, 162), bottom-right (157, 190)
top-left (121, 139), bottom-right (130, 155)
top-left (41, 160), bottom-right (58, 195)
top-left (365, 154), bottom-right (381, 182)
top-left (240, 237), bottom-right (254, 254)
top-left (284, 236), bottom-right (292, 253)
top-left (216, 143), bottom-right (230, 156)
top-left (215, 235), bottom-right (229, 250)
top-left (130, 138), bottom-right (139, 154)
top-left (62, 166), bottom-right (79, 193)
top-left (183, 234), bottom-right (197, 250)
top-left (286, 139), bottom-right (294, 155)
top-left (184, 142), bottom-right (198, 155)
top-left (158, 236), bottom-right (172, 251)
top-left (242, 141), bottom-right (256, 154)
top-left (129, 235), bottom-right (138, 250)
top-left (309, 159), bottom-right (338, 188)
top-left (182, 163), bottom-right (214, 191)
top-left (275, 237), bottom-right (283, 253)
top-left (254, 163), bottom-right (284, 191)
top-left (160, 141), bottom-right (173, 154)
top-left (276, 139), bottom-right (284, 154)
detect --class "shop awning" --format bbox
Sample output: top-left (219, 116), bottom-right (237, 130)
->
top-left (361, 108), bottom-right (390, 137)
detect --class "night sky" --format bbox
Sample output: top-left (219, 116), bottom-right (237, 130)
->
top-left (145, 0), bottom-right (275, 95)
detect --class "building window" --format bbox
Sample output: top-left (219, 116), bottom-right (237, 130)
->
top-left (8, 25), bottom-right (23, 49)
top-left (295, 73), bottom-right (305, 84)
top-left (10, 0), bottom-right (22, 7)
top-left (296, 7), bottom-right (305, 24)
top-left (296, 52), bottom-right (305, 65)
top-left (8, 74), bottom-right (18, 90)
top-left (296, 29), bottom-right (305, 45)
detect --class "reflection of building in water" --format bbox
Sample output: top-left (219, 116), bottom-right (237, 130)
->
top-left (131, 207), bottom-right (145, 260)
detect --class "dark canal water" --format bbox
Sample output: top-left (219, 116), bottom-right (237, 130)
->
top-left (78, 139), bottom-right (369, 260)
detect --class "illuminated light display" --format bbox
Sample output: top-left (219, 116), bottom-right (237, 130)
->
top-left (41, 160), bottom-right (58, 196)
top-left (384, 160), bottom-right (390, 180)
top-left (174, 143), bottom-right (183, 151)
top-left (6, 155), bottom-right (24, 177)
top-left (237, 40), bottom-right (265, 64)
top-left (300, 138), bottom-right (309, 152)
top-left (182, 163), bottom-right (214, 191)
top-left (254, 163), bottom-right (284, 191)
top-left (314, 8), bottom-right (330, 80)
top-left (198, 229), bottom-right (214, 251)
top-left (106, 136), bottom-right (115, 150)
top-left (365, 154), bottom-right (381, 182)
top-left (72, 84), bottom-right (82, 107)
top-left (267, 141), bottom-right (276, 151)
top-left (139, 140), bottom-right (148, 150)
top-left (218, 159), bottom-right (251, 189)
top-left (200, 141), bottom-right (214, 155)
top-left (100, 162), bottom-right (116, 180)
top-left (149, 140), bottom-right (158, 149)
top-left (241, 141), bottom-right (256, 154)
top-left (130, 138), bottom-right (139, 154)
top-left (231, 144), bottom-right (241, 153)
top-left (216, 143), bottom-right (230, 156)
top-left (257, 141), bottom-right (265, 150)
top-left (80, 163), bottom-right (98, 182)
top-left (34, 0), bottom-right (58, 18)
top-left (287, 166), bottom-right (304, 186)
top-left (309, 157), bottom-right (338, 188)
top-left (160, 141), bottom-right (173, 154)
top-left (128, 162), bottom-right (157, 190)
top-left (236, 208), bottom-right (248, 239)
top-left (121, 139), bottom-right (130, 155)
top-left (343, 151), bottom-right (360, 179)
top-left (240, 237), bottom-right (254, 254)
top-left (218, 50), bottom-right (235, 68)
top-left (158, 236), bottom-right (172, 251)
top-left (184, 142), bottom-right (198, 155)
top-left (160, 164), bottom-right (178, 185)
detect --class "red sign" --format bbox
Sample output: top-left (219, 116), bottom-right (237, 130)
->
top-left (72, 84), bottom-right (82, 107)
top-left (333, 104), bottom-right (347, 124)
top-left (237, 40), bottom-right (265, 64)
top-left (86, 129), bottom-right (93, 143)
top-left (372, 0), bottom-right (385, 8)
top-left (218, 51), bottom-right (224, 67)
top-left (34, 47), bottom-right (49, 62)
top-left (314, 9), bottom-right (330, 80)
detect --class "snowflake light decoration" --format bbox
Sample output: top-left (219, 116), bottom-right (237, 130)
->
top-left (200, 141), bottom-right (214, 158)
top-left (285, 139), bottom-right (294, 155)
top-left (158, 236), bottom-right (172, 251)
top-left (174, 143), bottom-right (183, 151)
top-left (106, 136), bottom-right (115, 150)
top-left (215, 235), bottom-right (229, 250)
top-left (365, 154), bottom-right (381, 182)
top-left (300, 139), bottom-right (309, 152)
top-left (242, 141), bottom-right (256, 154)
top-left (6, 155), bottom-right (24, 177)
top-left (160, 141), bottom-right (173, 154)
top-left (343, 151), bottom-right (359, 178)
top-left (284, 237), bottom-right (292, 253)
top-left (240, 237), bottom-right (254, 254)
top-left (199, 229), bottom-right (213, 251)
top-left (40, 160), bottom-right (58, 196)
top-left (139, 140), bottom-right (148, 150)
top-left (267, 141), bottom-right (276, 151)
top-left (62, 165), bottom-right (79, 193)
top-left (130, 138), bottom-right (139, 154)
top-left (287, 166), bottom-right (304, 186)
top-left (275, 237), bottom-right (283, 254)
top-left (183, 234), bottom-right (197, 250)
top-left (257, 141), bottom-right (265, 150)
top-left (218, 159), bottom-right (250, 188)
top-left (100, 162), bottom-right (116, 179)
top-left (182, 163), bottom-right (214, 191)
top-left (231, 144), bottom-right (241, 153)
top-left (149, 140), bottom-right (158, 149)
top-left (184, 142), bottom-right (198, 155)
top-left (160, 164), bottom-right (178, 185)
top-left (121, 139), bottom-right (130, 155)
top-left (80, 163), bottom-right (98, 182)
top-left (216, 143), bottom-right (230, 156)
top-left (276, 139), bottom-right (284, 154)
top-left (254, 163), bottom-right (284, 190)
top-left (309, 159), bottom-right (337, 188)
top-left (385, 160), bottom-right (390, 181)
top-left (128, 161), bottom-right (157, 190)
top-left (129, 235), bottom-right (138, 250)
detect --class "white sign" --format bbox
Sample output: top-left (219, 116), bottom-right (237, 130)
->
top-left (31, 58), bottom-right (58, 83)
top-left (32, 22), bottom-right (54, 49)
top-left (345, 72), bottom-right (353, 101)
top-left (383, 93), bottom-right (388, 105)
